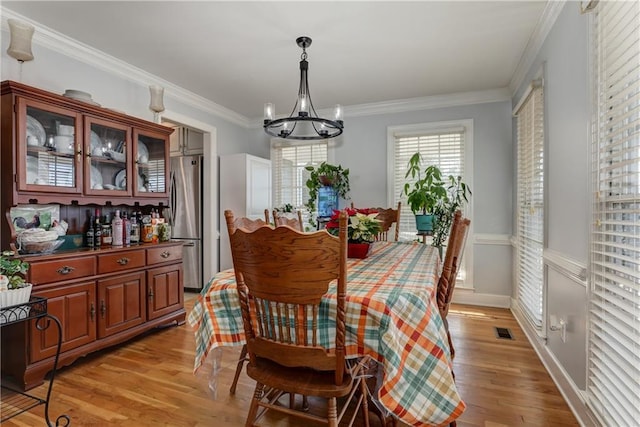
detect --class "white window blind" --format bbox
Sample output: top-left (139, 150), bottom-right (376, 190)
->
top-left (393, 129), bottom-right (465, 242)
top-left (38, 152), bottom-right (74, 187)
top-left (271, 141), bottom-right (327, 212)
top-left (588, 1), bottom-right (640, 424)
top-left (515, 84), bottom-right (545, 330)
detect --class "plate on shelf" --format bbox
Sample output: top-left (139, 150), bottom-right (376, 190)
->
top-left (137, 141), bottom-right (149, 163)
top-left (114, 170), bottom-right (146, 190)
top-left (115, 169), bottom-right (126, 189)
top-left (27, 156), bottom-right (40, 184)
top-left (90, 165), bottom-right (103, 188)
top-left (90, 131), bottom-right (103, 153)
top-left (27, 115), bottom-right (46, 147)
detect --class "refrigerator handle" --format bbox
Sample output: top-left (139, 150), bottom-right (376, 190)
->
top-left (169, 170), bottom-right (177, 226)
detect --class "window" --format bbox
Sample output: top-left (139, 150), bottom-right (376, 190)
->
top-left (271, 140), bottom-right (327, 212)
top-left (588, 1), bottom-right (640, 424)
top-left (388, 120), bottom-right (473, 286)
top-left (514, 81), bottom-right (545, 330)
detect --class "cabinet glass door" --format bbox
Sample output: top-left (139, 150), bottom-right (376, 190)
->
top-left (17, 99), bottom-right (82, 193)
top-left (134, 129), bottom-right (169, 197)
top-left (85, 118), bottom-right (132, 196)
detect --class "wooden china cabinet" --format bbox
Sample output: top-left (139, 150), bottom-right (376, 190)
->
top-left (0, 81), bottom-right (185, 391)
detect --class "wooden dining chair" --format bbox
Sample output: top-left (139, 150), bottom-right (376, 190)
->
top-left (224, 210), bottom-right (271, 395)
top-left (272, 209), bottom-right (304, 231)
top-left (372, 202), bottom-right (401, 242)
top-left (437, 210), bottom-right (471, 360)
top-left (227, 209), bottom-right (370, 427)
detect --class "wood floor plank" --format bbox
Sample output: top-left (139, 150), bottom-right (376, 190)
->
top-left (1, 296), bottom-right (578, 426)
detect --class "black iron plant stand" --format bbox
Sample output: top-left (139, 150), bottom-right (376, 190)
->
top-left (1, 296), bottom-right (70, 426)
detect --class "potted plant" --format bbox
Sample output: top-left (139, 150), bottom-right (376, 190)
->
top-left (402, 153), bottom-right (448, 234)
top-left (432, 175), bottom-right (472, 249)
top-left (304, 162), bottom-right (350, 225)
top-left (0, 250), bottom-right (32, 309)
top-left (325, 208), bottom-right (382, 258)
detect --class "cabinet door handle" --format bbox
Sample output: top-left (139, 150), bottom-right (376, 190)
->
top-left (161, 251), bottom-right (171, 258)
top-left (117, 257), bottom-right (130, 265)
top-left (100, 300), bottom-right (106, 318)
top-left (57, 266), bottom-right (75, 275)
top-left (90, 302), bottom-right (95, 321)
top-left (148, 289), bottom-right (154, 300)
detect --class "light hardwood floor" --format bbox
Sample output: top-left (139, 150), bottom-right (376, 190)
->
top-left (1, 294), bottom-right (578, 426)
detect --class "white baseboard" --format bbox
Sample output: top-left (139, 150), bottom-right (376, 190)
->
top-left (510, 300), bottom-right (599, 427)
top-left (451, 288), bottom-right (511, 308)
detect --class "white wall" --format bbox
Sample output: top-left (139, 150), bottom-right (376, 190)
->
top-left (511, 2), bottom-right (592, 422)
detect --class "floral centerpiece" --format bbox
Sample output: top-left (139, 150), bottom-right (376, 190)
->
top-left (326, 208), bottom-right (382, 258)
top-left (0, 250), bottom-right (32, 309)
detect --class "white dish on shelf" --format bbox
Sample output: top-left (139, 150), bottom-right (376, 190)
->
top-left (27, 156), bottom-right (40, 184)
top-left (90, 165), bottom-right (103, 188)
top-left (27, 115), bottom-right (46, 147)
top-left (115, 169), bottom-right (126, 189)
top-left (90, 131), bottom-right (103, 153)
top-left (114, 169), bottom-right (146, 191)
top-left (63, 89), bottom-right (101, 106)
top-left (137, 141), bottom-right (149, 164)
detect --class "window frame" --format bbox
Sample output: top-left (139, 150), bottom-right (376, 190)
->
top-left (513, 79), bottom-right (546, 333)
top-left (387, 119), bottom-right (474, 289)
top-left (270, 138), bottom-right (331, 220)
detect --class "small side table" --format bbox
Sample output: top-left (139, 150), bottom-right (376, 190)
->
top-left (1, 296), bottom-right (70, 426)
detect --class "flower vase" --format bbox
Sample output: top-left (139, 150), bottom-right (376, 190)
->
top-left (348, 242), bottom-right (371, 259)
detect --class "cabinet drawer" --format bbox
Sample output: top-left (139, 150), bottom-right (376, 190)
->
top-left (147, 245), bottom-right (183, 265)
top-left (98, 250), bottom-right (145, 274)
top-left (29, 256), bottom-right (97, 284)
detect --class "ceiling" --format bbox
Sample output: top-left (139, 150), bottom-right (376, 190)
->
top-left (3, 1), bottom-right (548, 120)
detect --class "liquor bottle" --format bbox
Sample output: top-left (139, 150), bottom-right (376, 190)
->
top-left (130, 211), bottom-right (140, 244)
top-left (94, 214), bottom-right (102, 248)
top-left (123, 211), bottom-right (131, 245)
top-left (102, 213), bottom-right (113, 246)
top-left (112, 210), bottom-right (124, 246)
top-left (86, 215), bottom-right (95, 248)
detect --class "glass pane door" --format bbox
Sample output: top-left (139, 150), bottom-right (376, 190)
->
top-left (135, 130), bottom-right (168, 197)
top-left (19, 100), bottom-right (81, 193)
top-left (85, 118), bottom-right (131, 196)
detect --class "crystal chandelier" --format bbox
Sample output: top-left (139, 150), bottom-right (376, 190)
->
top-left (264, 36), bottom-right (344, 140)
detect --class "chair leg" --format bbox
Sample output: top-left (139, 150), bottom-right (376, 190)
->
top-left (447, 330), bottom-right (456, 360)
top-left (359, 376), bottom-right (370, 427)
top-left (327, 397), bottom-right (338, 427)
top-left (230, 344), bottom-right (248, 394)
top-left (245, 382), bottom-right (264, 427)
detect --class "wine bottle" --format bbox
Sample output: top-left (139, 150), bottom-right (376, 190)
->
top-left (86, 215), bottom-right (95, 248)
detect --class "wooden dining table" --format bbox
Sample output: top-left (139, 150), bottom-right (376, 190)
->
top-left (188, 241), bottom-right (465, 426)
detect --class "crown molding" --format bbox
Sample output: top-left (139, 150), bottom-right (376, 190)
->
top-left (1, 7), bottom-right (250, 128)
top-left (248, 87), bottom-right (511, 128)
top-left (509, 1), bottom-right (566, 94)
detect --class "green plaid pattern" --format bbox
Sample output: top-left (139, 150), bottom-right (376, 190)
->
top-left (188, 241), bottom-right (465, 426)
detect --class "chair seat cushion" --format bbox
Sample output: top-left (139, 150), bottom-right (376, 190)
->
top-left (246, 357), bottom-right (355, 398)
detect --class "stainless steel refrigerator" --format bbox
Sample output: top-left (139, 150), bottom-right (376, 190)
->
top-left (166, 155), bottom-right (203, 290)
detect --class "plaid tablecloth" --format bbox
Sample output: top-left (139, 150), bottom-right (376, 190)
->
top-left (188, 241), bottom-right (465, 426)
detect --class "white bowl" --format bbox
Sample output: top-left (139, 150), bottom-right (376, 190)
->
top-left (54, 135), bottom-right (74, 154)
top-left (58, 124), bottom-right (74, 136)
